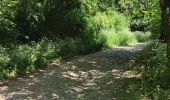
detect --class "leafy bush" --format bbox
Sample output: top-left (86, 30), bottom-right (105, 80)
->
top-left (118, 30), bottom-right (137, 46)
top-left (0, 38), bottom-right (59, 77)
top-left (56, 38), bottom-right (78, 58)
top-left (34, 38), bottom-right (58, 69)
top-left (83, 11), bottom-right (128, 34)
top-left (140, 41), bottom-right (167, 86)
top-left (130, 41), bottom-right (169, 99)
top-left (81, 10), bottom-right (132, 49)
top-left (15, 0), bottom-right (46, 40)
top-left (98, 29), bottom-right (118, 48)
top-left (0, 46), bottom-right (10, 80)
top-left (152, 86), bottom-right (170, 100)
top-left (118, 0), bottom-right (159, 32)
top-left (114, 13), bottom-right (129, 32)
top-left (135, 31), bottom-right (151, 42)
top-left (9, 44), bottom-right (38, 75)
top-left (98, 29), bottom-right (137, 48)
top-left (0, 0), bottom-right (18, 43)
top-left (0, 36), bottom-right (104, 79)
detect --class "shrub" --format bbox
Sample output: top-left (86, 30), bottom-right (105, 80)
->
top-left (83, 11), bottom-right (129, 38)
top-left (114, 12), bottom-right (129, 32)
top-left (0, 46), bottom-right (10, 80)
top-left (9, 45), bottom-right (38, 75)
top-left (141, 41), bottom-right (167, 84)
top-left (0, 0), bottom-right (18, 43)
top-left (57, 38), bottom-right (78, 58)
top-left (135, 31), bottom-right (151, 42)
top-left (136, 41), bottom-right (168, 98)
top-left (81, 10), bottom-right (133, 49)
top-left (128, 40), bottom-right (169, 99)
top-left (0, 36), bottom-right (104, 79)
top-left (98, 29), bottom-right (137, 48)
top-left (118, 30), bottom-right (137, 46)
top-left (6, 38), bottom-right (60, 76)
top-left (98, 29), bottom-right (119, 48)
top-left (34, 38), bottom-right (58, 68)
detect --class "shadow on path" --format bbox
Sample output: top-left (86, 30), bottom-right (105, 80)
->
top-left (0, 43), bottom-right (146, 100)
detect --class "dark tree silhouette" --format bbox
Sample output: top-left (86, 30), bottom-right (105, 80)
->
top-left (160, 0), bottom-right (170, 63)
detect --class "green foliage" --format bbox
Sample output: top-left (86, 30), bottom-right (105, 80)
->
top-left (0, 46), bottom-right (10, 80)
top-left (128, 79), bottom-right (142, 100)
top-left (114, 13), bottom-right (129, 32)
top-left (0, 38), bottom-right (59, 77)
top-left (0, 37), bottom-right (104, 79)
top-left (130, 41), bottom-right (169, 99)
top-left (134, 31), bottom-right (151, 42)
top-left (152, 86), bottom-right (170, 100)
top-left (15, 0), bottom-right (46, 40)
top-left (57, 38), bottom-right (79, 58)
top-left (9, 44), bottom-right (38, 75)
top-left (99, 29), bottom-right (137, 48)
top-left (125, 0), bottom-right (169, 98)
top-left (0, 0), bottom-right (151, 81)
top-left (117, 0), bottom-right (159, 31)
top-left (81, 10), bottom-right (132, 49)
top-left (34, 38), bottom-right (58, 69)
top-left (119, 33), bottom-right (132, 46)
top-left (140, 41), bottom-right (167, 86)
top-left (0, 0), bottom-right (18, 42)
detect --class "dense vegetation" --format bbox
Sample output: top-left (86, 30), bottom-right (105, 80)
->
top-left (126, 0), bottom-right (170, 99)
top-left (0, 0), bottom-right (149, 80)
top-left (1, 0), bottom-right (170, 99)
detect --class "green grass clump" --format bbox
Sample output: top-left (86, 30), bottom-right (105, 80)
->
top-left (135, 31), bottom-right (151, 42)
top-left (98, 29), bottom-right (138, 48)
top-left (118, 30), bottom-right (137, 46)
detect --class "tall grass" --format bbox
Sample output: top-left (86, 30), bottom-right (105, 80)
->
top-left (134, 31), bottom-right (151, 42)
top-left (98, 29), bottom-right (138, 48)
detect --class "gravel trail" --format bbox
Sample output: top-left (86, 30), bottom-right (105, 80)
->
top-left (0, 43), bottom-right (146, 100)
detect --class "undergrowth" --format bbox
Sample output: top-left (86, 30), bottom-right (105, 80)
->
top-left (0, 30), bottom-right (149, 80)
top-left (128, 40), bottom-right (170, 100)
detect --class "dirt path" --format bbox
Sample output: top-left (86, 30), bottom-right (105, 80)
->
top-left (0, 43), bottom-right (146, 100)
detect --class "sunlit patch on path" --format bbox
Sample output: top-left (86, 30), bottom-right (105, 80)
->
top-left (0, 43), bottom-right (146, 100)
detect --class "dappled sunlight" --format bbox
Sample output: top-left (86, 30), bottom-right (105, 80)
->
top-left (0, 44), bottom-right (145, 100)
top-left (122, 71), bottom-right (141, 78)
top-left (62, 71), bottom-right (80, 80)
top-left (111, 69), bottom-right (140, 79)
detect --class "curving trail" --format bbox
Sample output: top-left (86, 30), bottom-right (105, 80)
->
top-left (0, 43), bottom-right (146, 100)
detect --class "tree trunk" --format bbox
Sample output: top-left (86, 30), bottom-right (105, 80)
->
top-left (160, 0), bottom-right (170, 63)
top-left (160, 0), bottom-right (168, 43)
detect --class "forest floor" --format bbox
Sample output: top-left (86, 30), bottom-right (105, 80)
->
top-left (0, 43), bottom-right (146, 100)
